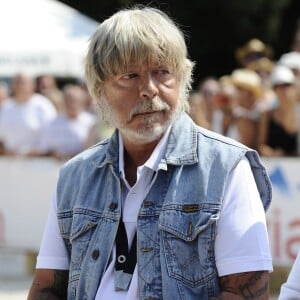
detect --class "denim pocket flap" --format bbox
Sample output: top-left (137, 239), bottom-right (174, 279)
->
top-left (159, 205), bottom-right (219, 242)
top-left (70, 213), bottom-right (99, 242)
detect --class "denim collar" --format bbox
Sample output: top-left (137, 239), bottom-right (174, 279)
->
top-left (92, 112), bottom-right (198, 170)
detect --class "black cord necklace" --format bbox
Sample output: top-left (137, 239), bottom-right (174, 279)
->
top-left (114, 217), bottom-right (137, 291)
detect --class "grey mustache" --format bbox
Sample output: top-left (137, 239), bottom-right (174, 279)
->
top-left (130, 99), bottom-right (171, 119)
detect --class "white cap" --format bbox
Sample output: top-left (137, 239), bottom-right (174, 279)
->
top-left (270, 65), bottom-right (295, 86)
top-left (278, 51), bottom-right (300, 71)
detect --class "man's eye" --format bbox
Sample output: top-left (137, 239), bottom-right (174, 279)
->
top-left (156, 69), bottom-right (170, 75)
top-left (122, 73), bottom-right (137, 79)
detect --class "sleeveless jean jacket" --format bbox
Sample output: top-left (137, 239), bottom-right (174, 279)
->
top-left (56, 113), bottom-right (272, 299)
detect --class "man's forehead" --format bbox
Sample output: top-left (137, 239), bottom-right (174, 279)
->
top-left (119, 61), bottom-right (174, 72)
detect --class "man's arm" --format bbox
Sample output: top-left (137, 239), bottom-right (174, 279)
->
top-left (215, 270), bottom-right (269, 300)
top-left (27, 269), bottom-right (69, 300)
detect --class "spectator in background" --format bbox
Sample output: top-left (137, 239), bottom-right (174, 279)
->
top-left (217, 75), bottom-right (238, 136)
top-left (279, 51), bottom-right (300, 74)
top-left (78, 78), bottom-right (98, 115)
top-left (197, 77), bottom-right (225, 133)
top-left (79, 79), bottom-right (115, 148)
top-left (278, 51), bottom-right (300, 105)
top-left (258, 65), bottom-right (298, 156)
top-left (0, 81), bottom-right (10, 154)
top-left (235, 38), bottom-right (273, 69)
top-left (0, 81), bottom-right (10, 109)
top-left (247, 57), bottom-right (277, 110)
top-left (278, 51), bottom-right (300, 155)
top-left (186, 91), bottom-right (210, 128)
top-left (36, 84), bottom-right (97, 160)
top-left (36, 75), bottom-right (64, 112)
top-left (228, 68), bottom-right (265, 149)
top-left (188, 77), bottom-right (236, 137)
top-left (0, 73), bottom-right (56, 155)
top-left (37, 75), bottom-right (59, 95)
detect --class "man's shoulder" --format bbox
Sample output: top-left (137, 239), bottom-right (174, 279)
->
top-left (175, 113), bottom-right (249, 151)
top-left (196, 125), bottom-right (248, 150)
top-left (61, 138), bottom-right (112, 171)
top-left (167, 113), bottom-right (250, 165)
top-left (174, 113), bottom-right (248, 149)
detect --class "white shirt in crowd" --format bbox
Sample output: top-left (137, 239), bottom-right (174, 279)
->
top-left (37, 111), bottom-right (97, 157)
top-left (37, 130), bottom-right (273, 299)
top-left (279, 248), bottom-right (300, 299)
top-left (0, 93), bottom-right (56, 154)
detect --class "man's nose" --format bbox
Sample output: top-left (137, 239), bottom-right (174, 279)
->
top-left (139, 74), bottom-right (159, 99)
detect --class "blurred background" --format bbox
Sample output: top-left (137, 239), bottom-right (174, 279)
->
top-left (60, 0), bottom-right (300, 85)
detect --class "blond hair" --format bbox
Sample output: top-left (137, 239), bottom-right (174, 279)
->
top-left (85, 6), bottom-right (194, 111)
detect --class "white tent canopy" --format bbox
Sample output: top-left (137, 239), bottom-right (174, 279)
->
top-left (0, 0), bottom-right (99, 78)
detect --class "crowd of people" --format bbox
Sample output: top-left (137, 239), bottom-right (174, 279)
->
top-left (188, 38), bottom-right (300, 157)
top-left (0, 73), bottom-right (114, 160)
top-left (0, 38), bottom-right (299, 160)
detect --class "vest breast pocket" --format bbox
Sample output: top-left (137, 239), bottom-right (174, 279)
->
top-left (159, 205), bottom-right (219, 287)
top-left (58, 210), bottom-right (100, 273)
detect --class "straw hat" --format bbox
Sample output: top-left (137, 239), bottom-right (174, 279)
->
top-left (236, 39), bottom-right (273, 66)
top-left (231, 68), bottom-right (262, 99)
top-left (247, 57), bottom-right (274, 73)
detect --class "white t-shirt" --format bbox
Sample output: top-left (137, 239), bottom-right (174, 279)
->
top-left (279, 249), bottom-right (300, 299)
top-left (37, 133), bottom-right (272, 299)
top-left (0, 94), bottom-right (56, 154)
top-left (38, 112), bottom-right (97, 156)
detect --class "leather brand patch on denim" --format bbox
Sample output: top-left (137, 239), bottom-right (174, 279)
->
top-left (182, 204), bottom-right (199, 212)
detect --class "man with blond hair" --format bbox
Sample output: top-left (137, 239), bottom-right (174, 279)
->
top-left (28, 6), bottom-right (272, 300)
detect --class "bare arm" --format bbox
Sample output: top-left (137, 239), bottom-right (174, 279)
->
top-left (27, 269), bottom-right (69, 300)
top-left (213, 271), bottom-right (269, 299)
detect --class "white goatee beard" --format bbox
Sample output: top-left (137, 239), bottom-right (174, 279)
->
top-left (97, 97), bottom-right (182, 144)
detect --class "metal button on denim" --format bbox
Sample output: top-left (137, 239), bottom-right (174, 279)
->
top-left (109, 203), bottom-right (117, 211)
top-left (92, 249), bottom-right (100, 260)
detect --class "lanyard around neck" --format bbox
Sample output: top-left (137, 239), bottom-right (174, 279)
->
top-left (114, 217), bottom-right (137, 291)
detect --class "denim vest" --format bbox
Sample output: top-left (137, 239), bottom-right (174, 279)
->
top-left (56, 113), bottom-right (272, 300)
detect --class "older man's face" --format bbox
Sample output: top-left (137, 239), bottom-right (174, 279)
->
top-left (100, 63), bottom-right (181, 144)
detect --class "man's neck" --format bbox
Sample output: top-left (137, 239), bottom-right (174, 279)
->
top-left (122, 138), bottom-right (160, 186)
